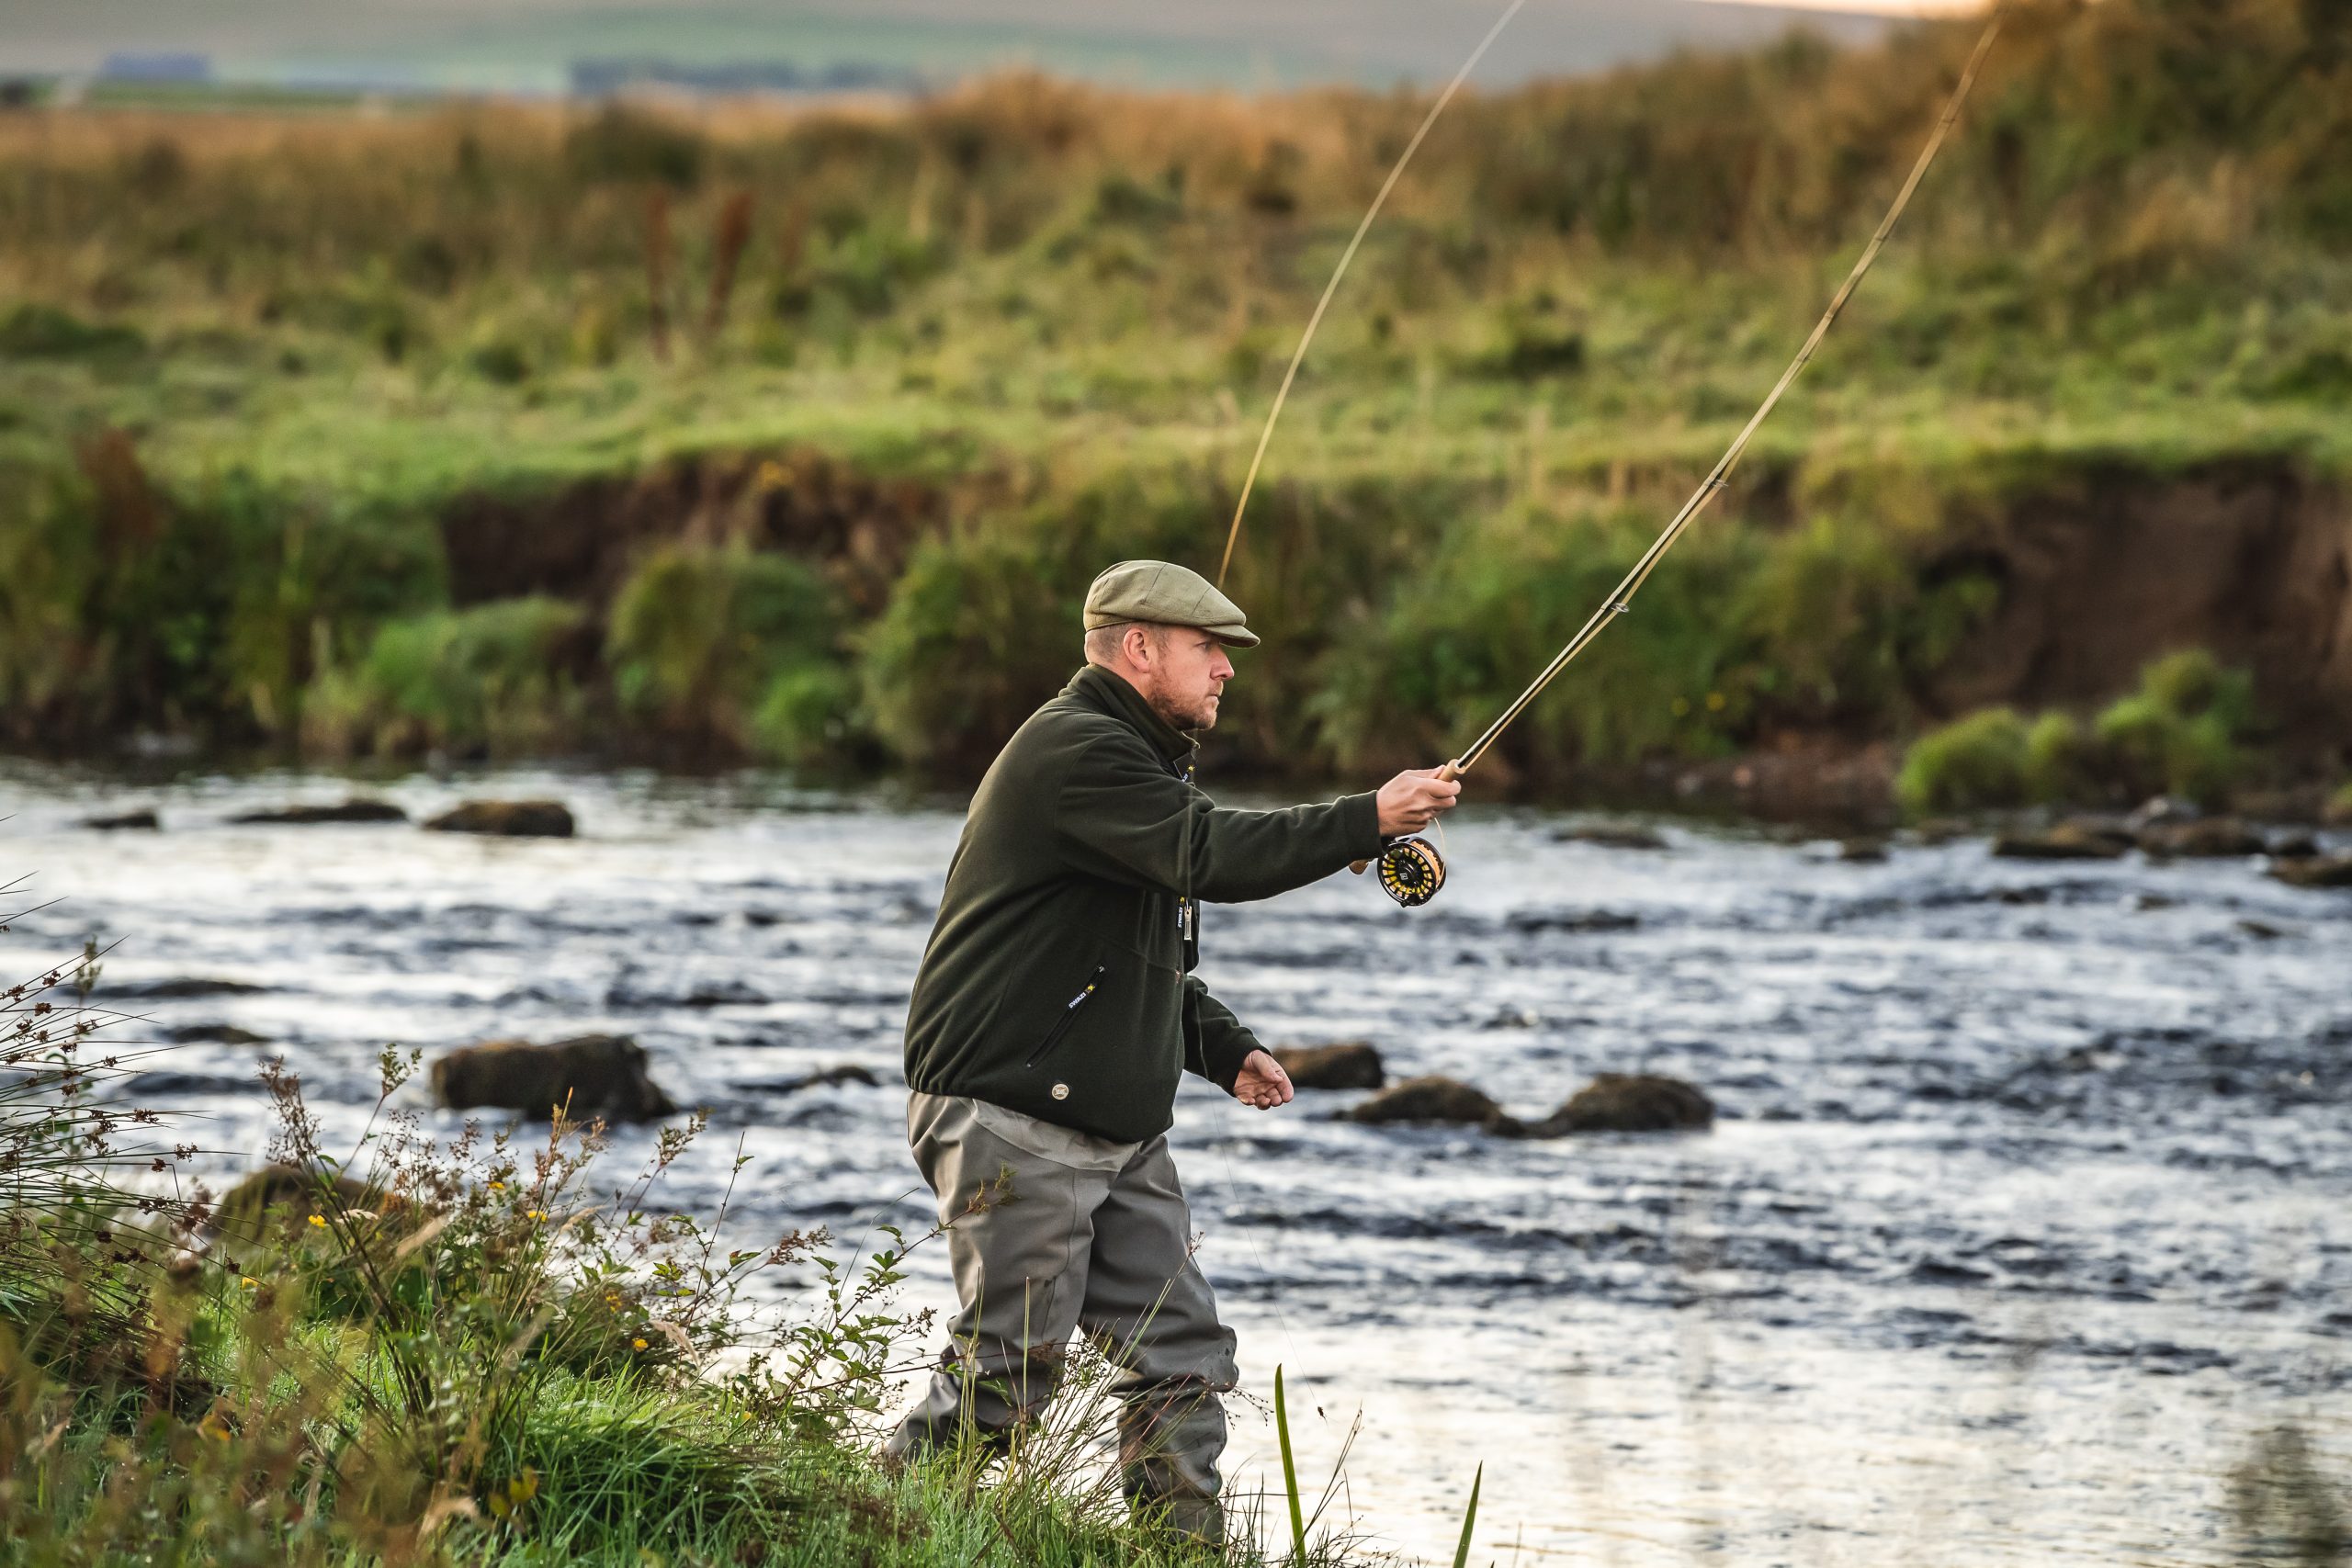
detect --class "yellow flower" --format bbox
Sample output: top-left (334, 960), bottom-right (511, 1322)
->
top-left (307, 1213), bottom-right (327, 1228)
top-left (632, 1337), bottom-right (650, 1351)
top-left (240, 1277), bottom-right (259, 1289)
top-left (1705, 691), bottom-right (1727, 713)
top-left (526, 1209), bottom-right (546, 1221)
top-left (488, 1181), bottom-right (504, 1192)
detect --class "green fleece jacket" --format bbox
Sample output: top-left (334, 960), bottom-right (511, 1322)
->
top-left (901, 664), bottom-right (1384, 1143)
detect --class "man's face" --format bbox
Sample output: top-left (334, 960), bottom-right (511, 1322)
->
top-left (1139, 627), bottom-right (1236, 731)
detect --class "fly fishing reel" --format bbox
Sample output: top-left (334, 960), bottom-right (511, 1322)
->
top-left (1375, 836), bottom-right (1447, 907)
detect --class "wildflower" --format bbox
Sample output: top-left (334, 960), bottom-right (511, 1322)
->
top-left (526, 1209), bottom-right (546, 1221)
top-left (1705, 691), bottom-right (1728, 712)
top-left (632, 1337), bottom-right (650, 1351)
top-left (488, 1181), bottom-right (505, 1192)
top-left (307, 1213), bottom-right (327, 1228)
top-left (241, 1277), bottom-right (259, 1289)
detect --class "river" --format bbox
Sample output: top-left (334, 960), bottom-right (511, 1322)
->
top-left (5, 762), bottom-right (2346, 1564)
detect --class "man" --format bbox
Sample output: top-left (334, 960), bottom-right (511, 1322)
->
top-left (884, 558), bottom-right (1461, 1540)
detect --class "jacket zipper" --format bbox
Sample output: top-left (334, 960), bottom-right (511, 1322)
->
top-left (1025, 964), bottom-right (1105, 1067)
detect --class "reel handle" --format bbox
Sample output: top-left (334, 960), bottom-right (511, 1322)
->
top-left (1351, 760), bottom-right (1462, 874)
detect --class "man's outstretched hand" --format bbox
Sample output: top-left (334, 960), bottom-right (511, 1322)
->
top-left (1376, 766), bottom-right (1463, 838)
top-left (1231, 1050), bottom-right (1294, 1111)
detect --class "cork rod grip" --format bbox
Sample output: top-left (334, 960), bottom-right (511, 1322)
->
top-left (1350, 760), bottom-right (1462, 874)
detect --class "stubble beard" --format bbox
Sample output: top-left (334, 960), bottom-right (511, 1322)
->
top-left (1150, 688), bottom-right (1219, 733)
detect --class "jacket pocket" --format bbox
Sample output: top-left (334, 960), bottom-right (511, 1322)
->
top-left (1025, 963), bottom-right (1106, 1068)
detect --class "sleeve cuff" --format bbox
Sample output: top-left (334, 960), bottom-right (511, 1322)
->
top-left (1340, 790), bottom-right (1385, 863)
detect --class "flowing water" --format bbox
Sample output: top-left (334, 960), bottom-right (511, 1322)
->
top-left (6, 762), bottom-right (2347, 1565)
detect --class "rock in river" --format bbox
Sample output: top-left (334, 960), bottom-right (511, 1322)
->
top-left (2269, 854), bottom-right (2352, 890)
top-left (1516, 1073), bottom-right (1715, 1136)
top-left (425, 799), bottom-right (575, 838)
top-left (230, 798), bottom-right (406, 826)
top-left (1992, 821), bottom-right (2132, 861)
top-left (1555, 824), bottom-right (1668, 851)
top-left (1341, 1075), bottom-right (1505, 1128)
top-left (83, 807), bottom-right (159, 830)
top-left (431, 1033), bottom-right (678, 1122)
top-left (2136, 818), bottom-right (2267, 858)
top-left (1273, 1042), bottom-right (1385, 1090)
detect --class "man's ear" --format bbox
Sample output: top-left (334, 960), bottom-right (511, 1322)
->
top-left (1123, 624), bottom-right (1156, 670)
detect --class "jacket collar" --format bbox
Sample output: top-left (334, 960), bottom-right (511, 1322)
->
top-left (1066, 664), bottom-right (1197, 768)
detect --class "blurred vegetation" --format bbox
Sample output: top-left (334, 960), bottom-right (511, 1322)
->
top-left (1, 0), bottom-right (2349, 794)
top-left (1896, 649), bottom-right (2267, 812)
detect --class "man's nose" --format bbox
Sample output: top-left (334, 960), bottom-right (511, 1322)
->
top-left (1213, 653), bottom-right (1235, 680)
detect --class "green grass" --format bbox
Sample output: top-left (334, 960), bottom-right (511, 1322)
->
top-left (0, 964), bottom-right (1310, 1568)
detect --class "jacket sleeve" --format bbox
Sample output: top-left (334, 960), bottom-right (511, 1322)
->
top-left (1055, 735), bottom-right (1385, 902)
top-left (1183, 976), bottom-right (1261, 1091)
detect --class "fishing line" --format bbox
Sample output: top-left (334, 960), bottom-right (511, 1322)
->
top-left (1448, 4), bottom-right (2009, 778)
top-left (1216, 0), bottom-right (1532, 589)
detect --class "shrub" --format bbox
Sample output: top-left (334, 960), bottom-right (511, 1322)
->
top-left (302, 596), bottom-right (589, 757)
top-left (1895, 706), bottom-right (2030, 813)
top-left (2087, 649), bottom-right (2258, 806)
top-left (752, 661), bottom-right (862, 767)
top-left (0, 302), bottom-right (144, 359)
top-left (607, 546), bottom-right (842, 751)
top-left (2022, 711), bottom-right (2097, 802)
top-left (860, 524), bottom-right (1075, 772)
top-left (563, 104), bottom-right (706, 186)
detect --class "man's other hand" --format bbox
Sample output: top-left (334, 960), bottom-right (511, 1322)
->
top-left (1376, 766), bottom-right (1463, 838)
top-left (1231, 1050), bottom-right (1294, 1111)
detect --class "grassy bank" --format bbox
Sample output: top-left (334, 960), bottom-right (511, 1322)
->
top-left (2, 0), bottom-right (2348, 793)
top-left (1, 925), bottom-right (1382, 1566)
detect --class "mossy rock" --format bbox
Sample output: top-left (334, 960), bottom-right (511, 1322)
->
top-left (1340, 1075), bottom-right (1503, 1128)
top-left (202, 1165), bottom-right (409, 1254)
top-left (425, 799), bottom-right (574, 837)
top-left (1992, 821), bottom-right (2132, 861)
top-left (1517, 1073), bottom-right (1715, 1136)
top-left (2137, 818), bottom-right (2266, 857)
top-left (431, 1033), bottom-right (678, 1122)
top-left (2268, 854), bottom-right (2352, 890)
top-left (230, 798), bottom-right (406, 825)
top-left (1272, 1043), bottom-right (1385, 1091)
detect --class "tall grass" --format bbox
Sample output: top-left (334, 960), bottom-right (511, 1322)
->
top-left (1, 894), bottom-right (1396, 1566)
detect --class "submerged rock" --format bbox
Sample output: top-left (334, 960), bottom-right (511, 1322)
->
top-left (229, 799), bottom-right (406, 826)
top-left (1272, 1042), bottom-right (1385, 1090)
top-left (1341, 1075), bottom-right (1505, 1128)
top-left (1838, 837), bottom-right (1890, 863)
top-left (1992, 821), bottom-right (2132, 861)
top-left (2269, 854), bottom-right (2352, 890)
top-left (734, 1064), bottom-right (882, 1095)
top-left (83, 807), bottom-right (159, 830)
top-left (104, 977), bottom-right (266, 1000)
top-left (2137, 818), bottom-right (2266, 858)
top-left (426, 799), bottom-right (575, 838)
top-left (202, 1165), bottom-right (405, 1251)
top-left (1555, 824), bottom-right (1668, 852)
top-left (166, 1023), bottom-right (267, 1045)
top-left (1515, 1073), bottom-right (1716, 1137)
top-left (431, 1033), bottom-right (678, 1122)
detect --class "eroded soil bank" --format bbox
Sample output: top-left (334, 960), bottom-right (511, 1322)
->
top-left (7, 438), bottom-right (2348, 815)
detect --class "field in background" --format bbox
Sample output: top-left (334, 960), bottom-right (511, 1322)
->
top-left (2, 0), bottom-right (2347, 807)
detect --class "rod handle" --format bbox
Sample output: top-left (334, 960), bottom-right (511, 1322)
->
top-left (1350, 760), bottom-right (1463, 873)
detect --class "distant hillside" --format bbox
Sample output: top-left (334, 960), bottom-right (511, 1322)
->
top-left (5, 0), bottom-right (1894, 93)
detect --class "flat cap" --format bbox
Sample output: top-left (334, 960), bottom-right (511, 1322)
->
top-left (1082, 560), bottom-right (1259, 648)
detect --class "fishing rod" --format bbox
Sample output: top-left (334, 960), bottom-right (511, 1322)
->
top-left (1217, 0), bottom-right (2010, 907)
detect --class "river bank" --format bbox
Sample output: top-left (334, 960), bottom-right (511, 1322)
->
top-left (6, 761), bottom-right (2347, 1562)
